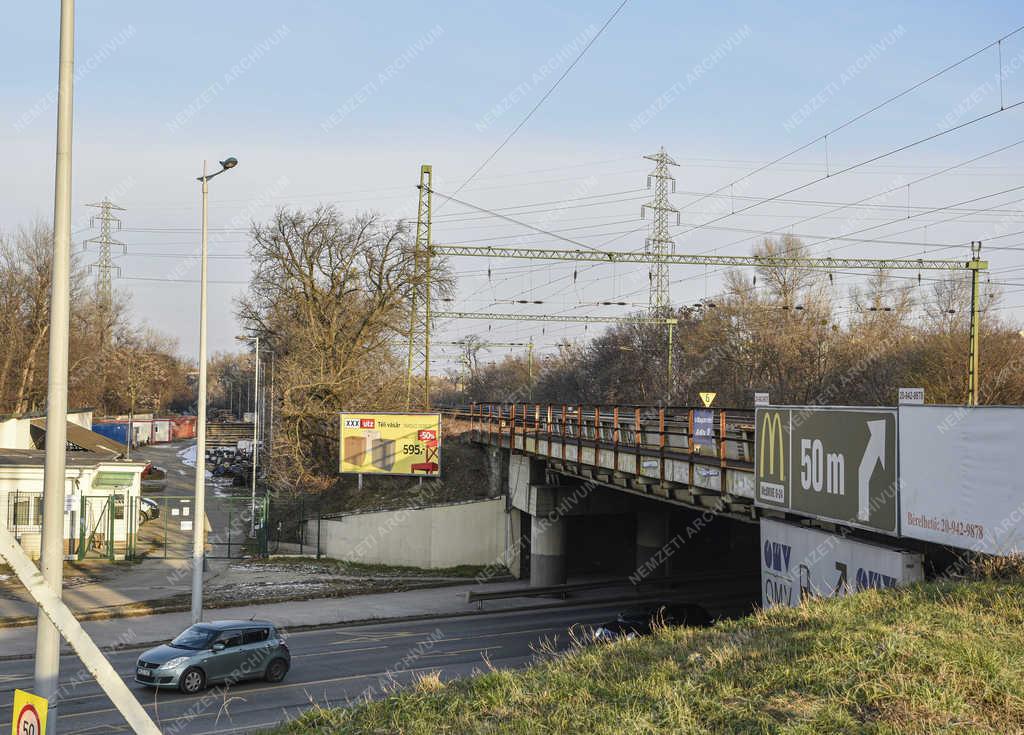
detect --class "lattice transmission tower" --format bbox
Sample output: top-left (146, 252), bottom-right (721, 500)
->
top-left (641, 147), bottom-right (680, 314)
top-left (83, 198), bottom-right (126, 310)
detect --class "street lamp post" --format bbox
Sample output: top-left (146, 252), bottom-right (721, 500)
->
top-left (236, 335), bottom-right (259, 534)
top-left (36, 2), bottom-right (75, 730)
top-left (192, 157), bottom-right (237, 624)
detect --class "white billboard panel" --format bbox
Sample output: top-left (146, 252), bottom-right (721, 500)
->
top-left (899, 405), bottom-right (1024, 555)
top-left (760, 518), bottom-right (924, 609)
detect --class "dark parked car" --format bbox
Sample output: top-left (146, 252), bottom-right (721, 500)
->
top-left (592, 602), bottom-right (712, 642)
top-left (135, 620), bottom-right (290, 693)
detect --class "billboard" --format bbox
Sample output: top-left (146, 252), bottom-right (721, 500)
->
top-left (899, 405), bottom-right (1024, 555)
top-left (760, 518), bottom-right (924, 609)
top-left (755, 407), bottom-right (899, 534)
top-left (339, 412), bottom-right (441, 477)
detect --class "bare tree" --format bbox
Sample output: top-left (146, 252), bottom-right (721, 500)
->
top-left (236, 206), bottom-right (453, 494)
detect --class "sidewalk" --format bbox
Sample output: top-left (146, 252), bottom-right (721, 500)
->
top-left (0, 577), bottom-right (643, 659)
top-left (0, 558), bottom-right (228, 622)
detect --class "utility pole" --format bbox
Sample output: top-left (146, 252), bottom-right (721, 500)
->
top-left (36, 1), bottom-right (75, 731)
top-left (968, 241), bottom-right (984, 405)
top-left (641, 147), bottom-right (680, 315)
top-left (527, 341), bottom-right (534, 400)
top-left (405, 164), bottom-right (433, 410)
top-left (83, 198), bottom-right (126, 345)
top-left (251, 337), bottom-right (260, 534)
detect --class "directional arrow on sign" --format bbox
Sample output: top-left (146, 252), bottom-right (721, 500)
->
top-left (857, 420), bottom-right (886, 522)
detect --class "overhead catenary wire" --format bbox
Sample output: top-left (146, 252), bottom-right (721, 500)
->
top-left (669, 24), bottom-right (1024, 220)
top-left (446, 0), bottom-right (633, 200)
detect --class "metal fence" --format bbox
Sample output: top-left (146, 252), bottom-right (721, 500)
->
top-left (130, 494), bottom-right (268, 560)
top-left (267, 493), bottom-right (322, 557)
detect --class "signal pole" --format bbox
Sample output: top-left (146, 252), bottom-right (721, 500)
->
top-left (36, 1), bottom-right (75, 731)
top-left (641, 147), bottom-right (680, 315)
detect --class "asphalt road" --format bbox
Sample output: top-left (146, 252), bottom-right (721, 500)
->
top-left (0, 601), bottom-right (652, 734)
top-left (135, 442), bottom-right (253, 560)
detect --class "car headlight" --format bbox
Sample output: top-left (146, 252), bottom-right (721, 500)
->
top-left (160, 657), bottom-right (190, 669)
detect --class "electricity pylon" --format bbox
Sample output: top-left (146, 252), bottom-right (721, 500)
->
top-left (84, 198), bottom-right (126, 346)
top-left (641, 147), bottom-right (680, 315)
top-left (84, 198), bottom-right (126, 307)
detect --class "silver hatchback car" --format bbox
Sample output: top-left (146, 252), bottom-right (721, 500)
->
top-left (135, 620), bottom-right (290, 694)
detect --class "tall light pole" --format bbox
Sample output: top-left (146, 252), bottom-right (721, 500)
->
top-left (236, 335), bottom-right (259, 533)
top-left (36, 2), bottom-right (75, 730)
top-left (192, 157), bottom-right (237, 624)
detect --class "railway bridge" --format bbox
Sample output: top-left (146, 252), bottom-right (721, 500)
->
top-left (443, 401), bottom-right (1024, 606)
top-left (444, 402), bottom-right (765, 590)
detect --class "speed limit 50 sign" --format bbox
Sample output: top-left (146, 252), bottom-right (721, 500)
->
top-left (12, 689), bottom-right (47, 735)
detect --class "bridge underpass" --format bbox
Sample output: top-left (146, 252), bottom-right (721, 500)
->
top-left (443, 403), bottom-right (764, 611)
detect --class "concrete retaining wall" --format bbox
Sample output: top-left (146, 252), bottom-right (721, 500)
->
top-left (310, 497), bottom-right (507, 569)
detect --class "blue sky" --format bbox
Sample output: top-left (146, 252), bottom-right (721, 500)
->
top-left (2, 2), bottom-right (1023, 360)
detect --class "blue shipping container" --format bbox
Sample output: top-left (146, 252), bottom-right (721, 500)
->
top-left (93, 422), bottom-right (130, 445)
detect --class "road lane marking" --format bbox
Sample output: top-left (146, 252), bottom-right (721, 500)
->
top-left (322, 644), bottom-right (388, 652)
top-left (60, 650), bottom-right (549, 720)
top-left (330, 631), bottom-right (419, 644)
top-left (419, 645), bottom-right (501, 659)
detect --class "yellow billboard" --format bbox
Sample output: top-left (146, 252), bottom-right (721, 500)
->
top-left (339, 412), bottom-right (441, 477)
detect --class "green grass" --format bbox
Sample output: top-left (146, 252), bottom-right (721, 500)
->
top-left (270, 578), bottom-right (1024, 734)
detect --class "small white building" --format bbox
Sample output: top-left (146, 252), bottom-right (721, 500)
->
top-left (0, 450), bottom-right (146, 560)
top-left (0, 409), bottom-right (145, 560)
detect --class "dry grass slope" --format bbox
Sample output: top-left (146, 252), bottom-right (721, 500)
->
top-left (269, 578), bottom-right (1024, 735)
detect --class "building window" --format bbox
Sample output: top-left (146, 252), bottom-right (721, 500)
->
top-left (8, 492), bottom-right (43, 529)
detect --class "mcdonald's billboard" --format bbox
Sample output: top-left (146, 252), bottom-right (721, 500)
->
top-left (754, 407), bottom-right (899, 535)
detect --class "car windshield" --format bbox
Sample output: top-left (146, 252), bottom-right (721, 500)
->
top-left (169, 625), bottom-right (217, 650)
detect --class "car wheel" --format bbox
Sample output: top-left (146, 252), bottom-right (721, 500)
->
top-left (264, 658), bottom-right (289, 683)
top-left (179, 667), bottom-right (206, 694)
top-left (138, 511), bottom-right (148, 525)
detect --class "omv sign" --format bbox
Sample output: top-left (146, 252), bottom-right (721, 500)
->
top-left (855, 567), bottom-right (898, 591)
top-left (763, 540), bottom-right (791, 573)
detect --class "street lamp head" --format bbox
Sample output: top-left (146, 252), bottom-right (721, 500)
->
top-left (220, 157), bottom-right (238, 171)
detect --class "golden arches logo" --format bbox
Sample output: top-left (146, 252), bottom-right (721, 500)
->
top-left (759, 411), bottom-right (785, 480)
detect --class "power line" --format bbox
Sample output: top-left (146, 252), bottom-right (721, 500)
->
top-left (674, 23), bottom-right (1024, 217)
top-left (447, 0), bottom-right (632, 198)
top-left (431, 188), bottom-right (608, 252)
